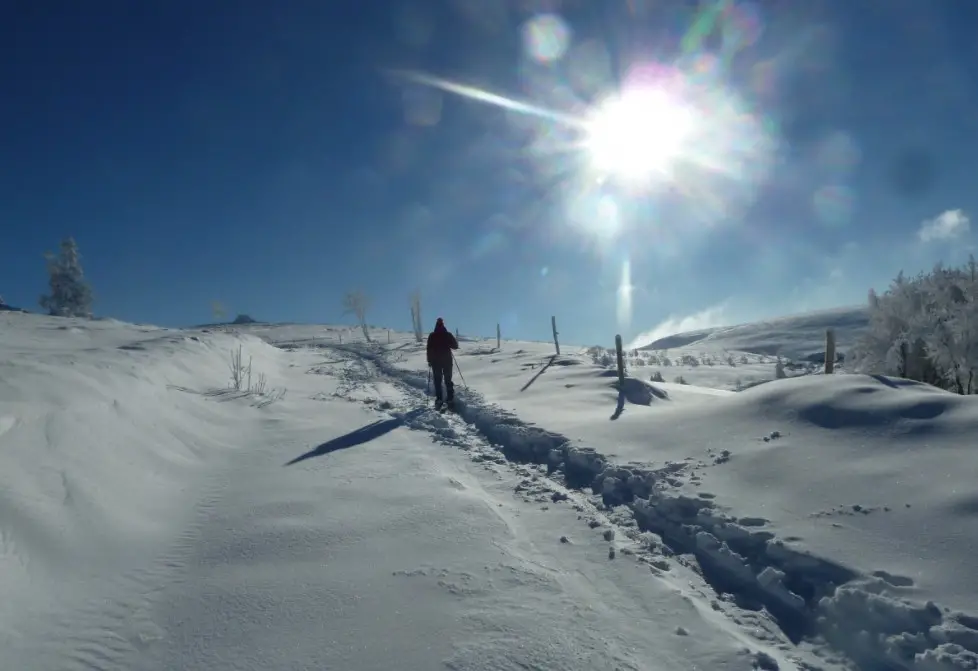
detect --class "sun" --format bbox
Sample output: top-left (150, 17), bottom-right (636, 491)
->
top-left (583, 87), bottom-right (694, 185)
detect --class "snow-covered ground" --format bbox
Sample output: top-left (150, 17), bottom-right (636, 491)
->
top-left (2, 310), bottom-right (976, 670)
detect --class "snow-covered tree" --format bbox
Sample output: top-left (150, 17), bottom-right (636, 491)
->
top-left (849, 258), bottom-right (978, 394)
top-left (39, 237), bottom-right (93, 318)
top-left (409, 290), bottom-right (423, 343)
top-left (774, 356), bottom-right (786, 379)
top-left (343, 290), bottom-right (371, 342)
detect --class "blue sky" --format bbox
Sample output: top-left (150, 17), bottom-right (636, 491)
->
top-left (1, 1), bottom-right (976, 346)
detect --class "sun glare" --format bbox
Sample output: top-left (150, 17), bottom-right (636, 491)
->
top-left (584, 88), bottom-right (694, 185)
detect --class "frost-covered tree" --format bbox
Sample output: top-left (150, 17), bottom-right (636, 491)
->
top-left (409, 290), bottom-right (423, 343)
top-left (850, 258), bottom-right (978, 394)
top-left (39, 237), bottom-right (93, 318)
top-left (343, 290), bottom-right (371, 342)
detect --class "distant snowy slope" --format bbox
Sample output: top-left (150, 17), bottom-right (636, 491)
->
top-left (642, 306), bottom-right (869, 360)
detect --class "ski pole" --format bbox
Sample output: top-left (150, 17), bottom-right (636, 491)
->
top-left (452, 352), bottom-right (467, 388)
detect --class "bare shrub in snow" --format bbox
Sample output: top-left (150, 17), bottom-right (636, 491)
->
top-left (681, 354), bottom-right (699, 367)
top-left (674, 375), bottom-right (689, 385)
top-left (39, 237), bottom-right (94, 318)
top-left (342, 290), bottom-right (372, 342)
top-left (228, 344), bottom-right (285, 404)
top-left (650, 371), bottom-right (665, 382)
top-left (850, 258), bottom-right (978, 394)
top-left (229, 344), bottom-right (247, 391)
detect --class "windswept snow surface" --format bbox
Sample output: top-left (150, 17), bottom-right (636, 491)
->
top-left (641, 306), bottom-right (869, 361)
top-left (255, 317), bottom-right (978, 671)
top-left (1, 312), bottom-right (806, 671)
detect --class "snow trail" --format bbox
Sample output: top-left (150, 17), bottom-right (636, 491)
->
top-left (125, 351), bottom-right (781, 671)
top-left (1, 318), bottom-right (792, 671)
top-left (4, 312), bottom-right (975, 671)
top-left (327, 340), bottom-right (978, 671)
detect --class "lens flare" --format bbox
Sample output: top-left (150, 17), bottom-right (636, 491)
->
top-left (584, 88), bottom-right (694, 185)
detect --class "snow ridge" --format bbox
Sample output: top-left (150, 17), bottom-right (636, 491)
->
top-left (329, 341), bottom-right (978, 671)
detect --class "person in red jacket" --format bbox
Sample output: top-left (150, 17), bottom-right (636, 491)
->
top-left (426, 317), bottom-right (459, 408)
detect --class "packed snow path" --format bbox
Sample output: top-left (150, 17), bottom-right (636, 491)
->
top-left (320, 339), bottom-right (978, 671)
top-left (0, 321), bottom-right (795, 671)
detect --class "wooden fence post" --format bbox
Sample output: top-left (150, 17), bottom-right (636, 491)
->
top-left (825, 328), bottom-right (836, 374)
top-left (615, 334), bottom-right (626, 386)
top-left (496, 323), bottom-right (501, 350)
top-left (551, 316), bottom-right (560, 356)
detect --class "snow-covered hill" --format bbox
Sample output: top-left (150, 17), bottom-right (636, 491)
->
top-left (2, 309), bottom-right (976, 671)
top-left (641, 306), bottom-right (870, 361)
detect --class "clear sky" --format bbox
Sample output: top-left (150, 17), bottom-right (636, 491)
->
top-left (1, 1), bottom-right (976, 346)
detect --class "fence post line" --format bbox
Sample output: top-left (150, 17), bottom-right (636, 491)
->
top-left (615, 334), bottom-right (626, 387)
top-left (825, 328), bottom-right (836, 374)
top-left (551, 316), bottom-right (560, 356)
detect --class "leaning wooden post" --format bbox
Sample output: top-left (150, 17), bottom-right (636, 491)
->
top-left (455, 327), bottom-right (460, 339)
top-left (825, 328), bottom-right (836, 374)
top-left (496, 323), bottom-right (501, 350)
top-left (615, 334), bottom-right (626, 387)
top-left (551, 316), bottom-right (560, 355)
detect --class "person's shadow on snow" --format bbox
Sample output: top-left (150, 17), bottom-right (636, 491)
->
top-left (284, 408), bottom-right (425, 466)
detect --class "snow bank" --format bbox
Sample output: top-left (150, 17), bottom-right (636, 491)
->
top-left (0, 313), bottom-right (289, 658)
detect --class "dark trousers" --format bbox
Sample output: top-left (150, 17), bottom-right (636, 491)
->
top-left (431, 362), bottom-right (454, 402)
